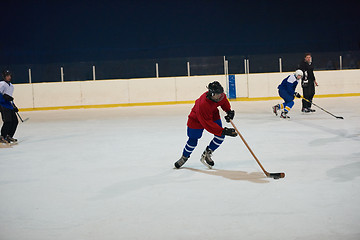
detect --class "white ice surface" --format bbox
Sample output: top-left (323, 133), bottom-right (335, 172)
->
top-left (1, 97), bottom-right (360, 240)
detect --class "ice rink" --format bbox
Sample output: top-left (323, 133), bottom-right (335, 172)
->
top-left (1, 96), bottom-right (359, 240)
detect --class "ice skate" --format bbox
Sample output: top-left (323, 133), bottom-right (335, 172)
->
top-left (272, 104), bottom-right (279, 116)
top-left (6, 135), bottom-right (17, 143)
top-left (200, 147), bottom-right (214, 169)
top-left (0, 136), bottom-right (10, 145)
top-left (174, 155), bottom-right (189, 169)
top-left (280, 111), bottom-right (290, 119)
top-left (308, 108), bottom-right (315, 112)
top-left (301, 108), bottom-right (311, 113)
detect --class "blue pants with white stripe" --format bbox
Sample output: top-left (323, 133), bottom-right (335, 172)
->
top-left (182, 119), bottom-right (225, 158)
top-left (278, 88), bottom-right (295, 113)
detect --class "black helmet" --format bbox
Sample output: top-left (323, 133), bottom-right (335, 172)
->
top-left (2, 69), bottom-right (12, 79)
top-left (207, 81), bottom-right (224, 96)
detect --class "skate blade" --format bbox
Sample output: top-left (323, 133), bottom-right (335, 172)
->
top-left (200, 158), bottom-right (213, 169)
top-left (272, 107), bottom-right (278, 116)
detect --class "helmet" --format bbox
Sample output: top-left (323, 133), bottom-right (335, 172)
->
top-left (2, 69), bottom-right (12, 79)
top-left (207, 81), bottom-right (224, 96)
top-left (295, 69), bottom-right (303, 78)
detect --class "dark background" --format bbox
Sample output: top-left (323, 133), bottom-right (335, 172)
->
top-left (1, 0), bottom-right (360, 82)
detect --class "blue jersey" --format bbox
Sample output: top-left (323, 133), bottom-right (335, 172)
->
top-left (278, 74), bottom-right (299, 96)
top-left (0, 80), bottom-right (14, 110)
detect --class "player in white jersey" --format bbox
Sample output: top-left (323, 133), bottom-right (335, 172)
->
top-left (272, 70), bottom-right (303, 118)
top-left (0, 70), bottom-right (19, 143)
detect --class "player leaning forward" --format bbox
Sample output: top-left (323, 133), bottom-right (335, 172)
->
top-left (0, 70), bottom-right (19, 144)
top-left (175, 81), bottom-right (237, 169)
top-left (272, 70), bottom-right (303, 118)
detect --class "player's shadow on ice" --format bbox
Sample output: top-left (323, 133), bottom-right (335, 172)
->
top-left (182, 167), bottom-right (269, 183)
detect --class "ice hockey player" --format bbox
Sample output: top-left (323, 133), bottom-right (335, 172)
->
top-left (272, 70), bottom-right (303, 119)
top-left (0, 70), bottom-right (19, 144)
top-left (174, 81), bottom-right (237, 169)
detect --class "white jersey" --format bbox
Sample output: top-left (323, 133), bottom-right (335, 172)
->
top-left (0, 81), bottom-right (14, 97)
top-left (0, 81), bottom-right (15, 109)
top-left (286, 74), bottom-right (299, 84)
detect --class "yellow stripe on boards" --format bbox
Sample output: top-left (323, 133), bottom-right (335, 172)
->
top-left (310, 93), bottom-right (360, 98)
top-left (19, 93), bottom-right (360, 112)
top-left (19, 100), bottom-right (196, 112)
top-left (230, 93), bottom-right (360, 102)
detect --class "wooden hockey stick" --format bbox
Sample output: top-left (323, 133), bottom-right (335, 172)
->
top-left (229, 120), bottom-right (285, 179)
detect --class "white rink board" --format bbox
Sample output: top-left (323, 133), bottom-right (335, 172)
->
top-left (12, 70), bottom-right (360, 109)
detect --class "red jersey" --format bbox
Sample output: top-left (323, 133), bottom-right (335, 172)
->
top-left (187, 92), bottom-right (231, 136)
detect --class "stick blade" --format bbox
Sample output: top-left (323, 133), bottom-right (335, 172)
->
top-left (336, 116), bottom-right (344, 119)
top-left (268, 172), bottom-right (285, 179)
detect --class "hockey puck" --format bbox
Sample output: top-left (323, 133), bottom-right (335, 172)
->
top-left (269, 172), bottom-right (285, 179)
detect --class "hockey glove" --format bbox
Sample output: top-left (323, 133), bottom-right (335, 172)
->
top-left (294, 92), bottom-right (301, 98)
top-left (224, 110), bottom-right (235, 123)
top-left (11, 102), bottom-right (19, 112)
top-left (222, 127), bottom-right (237, 137)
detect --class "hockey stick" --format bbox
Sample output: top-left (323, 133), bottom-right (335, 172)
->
top-left (16, 111), bottom-right (29, 123)
top-left (11, 102), bottom-right (29, 122)
top-left (301, 97), bottom-right (344, 119)
top-left (229, 120), bottom-right (285, 179)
